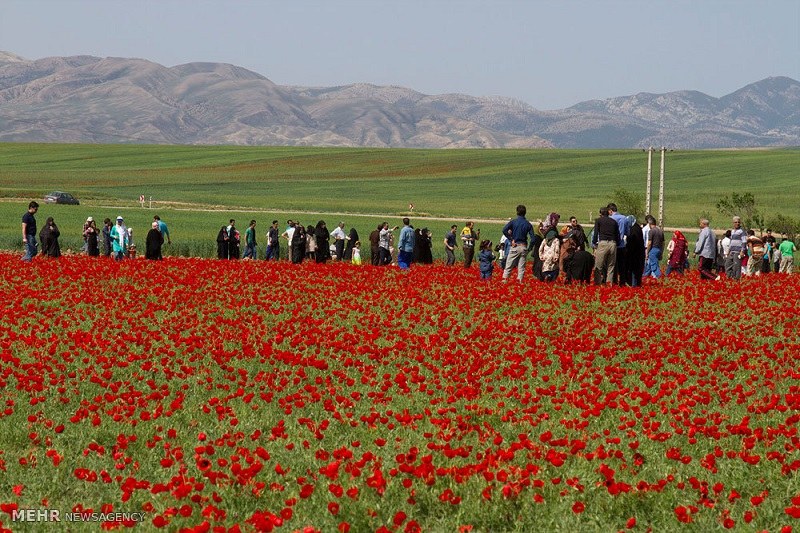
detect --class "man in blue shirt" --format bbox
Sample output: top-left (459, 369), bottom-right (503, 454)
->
top-left (502, 205), bottom-right (536, 282)
top-left (398, 218), bottom-right (415, 269)
top-left (153, 215), bottom-right (171, 245)
top-left (608, 203), bottom-right (631, 286)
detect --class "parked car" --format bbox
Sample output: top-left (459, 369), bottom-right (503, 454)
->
top-left (43, 191), bottom-right (80, 205)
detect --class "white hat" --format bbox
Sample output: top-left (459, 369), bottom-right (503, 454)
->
top-left (116, 216), bottom-right (124, 221)
top-left (87, 216), bottom-right (93, 222)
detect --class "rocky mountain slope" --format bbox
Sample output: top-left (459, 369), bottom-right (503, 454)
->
top-left (1, 52), bottom-right (797, 149)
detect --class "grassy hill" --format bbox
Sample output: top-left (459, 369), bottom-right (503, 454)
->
top-left (1, 143), bottom-right (798, 256)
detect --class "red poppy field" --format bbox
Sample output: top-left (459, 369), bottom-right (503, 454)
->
top-left (2, 253), bottom-right (800, 532)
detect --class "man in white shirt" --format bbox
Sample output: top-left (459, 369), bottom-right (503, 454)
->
top-left (331, 221), bottom-right (347, 261)
top-left (281, 220), bottom-right (296, 261)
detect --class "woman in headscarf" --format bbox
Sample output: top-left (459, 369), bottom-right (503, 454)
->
top-left (110, 216), bottom-right (129, 261)
top-left (666, 230), bottom-right (689, 276)
top-left (314, 221), bottom-right (330, 263)
top-left (216, 226), bottom-right (228, 259)
top-left (305, 224), bottom-right (317, 261)
top-left (39, 216), bottom-right (61, 258)
top-left (538, 229), bottom-right (561, 282)
top-left (146, 221), bottom-right (164, 260)
top-left (291, 224), bottom-right (307, 264)
top-left (344, 227), bottom-right (359, 261)
top-left (626, 215), bottom-right (645, 287)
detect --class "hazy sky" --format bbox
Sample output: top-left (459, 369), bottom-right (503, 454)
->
top-left (2, 0), bottom-right (798, 110)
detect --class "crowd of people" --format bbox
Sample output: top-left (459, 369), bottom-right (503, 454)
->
top-left (20, 201), bottom-right (797, 283)
top-left (21, 201), bottom-right (171, 262)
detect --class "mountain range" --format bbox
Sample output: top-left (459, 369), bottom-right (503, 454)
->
top-left (1, 51), bottom-right (798, 149)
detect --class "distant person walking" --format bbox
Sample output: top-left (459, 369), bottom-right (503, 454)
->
top-left (154, 215), bottom-right (171, 245)
top-left (243, 220), bottom-right (257, 259)
top-left (694, 218), bottom-right (718, 281)
top-left (21, 201), bottom-right (39, 262)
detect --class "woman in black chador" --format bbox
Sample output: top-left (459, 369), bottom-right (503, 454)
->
top-left (146, 221), bottom-right (164, 260)
top-left (314, 220), bottom-right (330, 264)
top-left (343, 227), bottom-right (359, 261)
top-left (291, 224), bottom-right (307, 264)
top-left (216, 226), bottom-right (228, 259)
top-left (39, 217), bottom-right (61, 258)
top-left (413, 227), bottom-right (433, 264)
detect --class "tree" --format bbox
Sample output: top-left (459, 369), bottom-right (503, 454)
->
top-left (614, 188), bottom-right (645, 222)
top-left (715, 193), bottom-right (764, 231)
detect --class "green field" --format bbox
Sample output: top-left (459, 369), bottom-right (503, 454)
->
top-left (1, 143), bottom-right (798, 256)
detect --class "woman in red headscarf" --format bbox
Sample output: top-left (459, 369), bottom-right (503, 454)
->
top-left (666, 230), bottom-right (689, 276)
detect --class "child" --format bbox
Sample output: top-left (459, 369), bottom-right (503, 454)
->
top-left (478, 240), bottom-right (496, 280)
top-left (352, 241), bottom-right (362, 265)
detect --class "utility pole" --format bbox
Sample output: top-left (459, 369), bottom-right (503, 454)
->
top-left (645, 147), bottom-right (653, 216)
top-left (658, 147), bottom-right (666, 229)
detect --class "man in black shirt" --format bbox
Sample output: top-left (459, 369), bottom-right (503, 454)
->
top-left (21, 201), bottom-right (39, 262)
top-left (592, 207), bottom-right (619, 285)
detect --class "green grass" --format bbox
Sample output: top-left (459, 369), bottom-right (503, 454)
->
top-left (1, 143), bottom-right (799, 257)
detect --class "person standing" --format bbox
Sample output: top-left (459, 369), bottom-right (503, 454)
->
top-left (645, 216), bottom-right (664, 279)
top-left (153, 215), bottom-right (171, 246)
top-left (331, 222), bottom-right (347, 261)
top-left (378, 222), bottom-right (395, 266)
top-left (227, 220), bottom-right (240, 260)
top-left (21, 201), bottom-right (39, 262)
top-left (665, 230), bottom-right (689, 276)
top-left (398, 218), bottom-right (415, 269)
top-left (369, 224), bottom-right (382, 266)
top-left (694, 218), bottom-right (718, 281)
top-left (314, 220), bottom-right (330, 263)
top-left (243, 220), bottom-right (257, 259)
top-left (627, 216), bottom-right (645, 287)
top-left (84, 218), bottom-right (100, 257)
top-left (216, 226), bottom-right (228, 259)
top-left (478, 240), bottom-right (496, 280)
top-left (762, 229), bottom-right (776, 273)
top-left (291, 224), bottom-right (306, 264)
top-left (281, 221), bottom-right (296, 261)
top-left (461, 221), bottom-right (480, 268)
top-left (110, 216), bottom-right (129, 261)
top-left (538, 230), bottom-right (561, 282)
top-left (344, 227), bottom-right (359, 261)
top-left (145, 221), bottom-right (164, 260)
top-left (608, 203), bottom-right (631, 286)
top-left (745, 230), bottom-right (765, 276)
top-left (501, 205), bottom-right (535, 282)
top-left (443, 225), bottom-right (458, 266)
top-left (591, 207), bottom-right (619, 285)
top-left (102, 218), bottom-right (113, 257)
top-left (778, 238), bottom-right (796, 273)
top-left (725, 216), bottom-right (746, 280)
top-left (265, 220), bottom-right (280, 260)
top-left (39, 216), bottom-right (61, 258)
